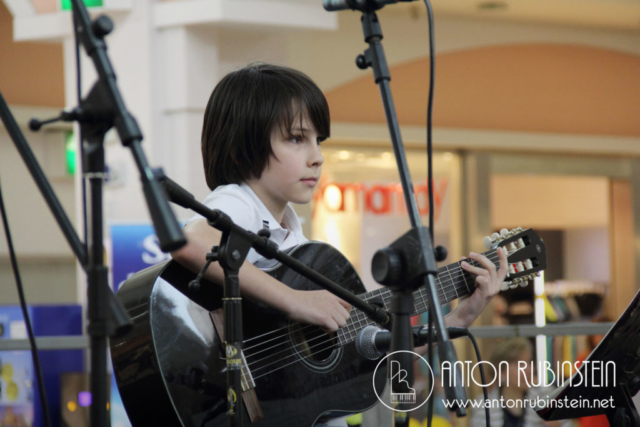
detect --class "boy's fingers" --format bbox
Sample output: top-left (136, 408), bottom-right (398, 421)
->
top-left (337, 304), bottom-right (350, 320)
top-left (469, 252), bottom-right (497, 275)
top-left (333, 310), bottom-right (347, 328)
top-left (497, 247), bottom-right (509, 280)
top-left (325, 318), bottom-right (339, 332)
top-left (461, 261), bottom-right (488, 277)
top-left (338, 299), bottom-right (352, 311)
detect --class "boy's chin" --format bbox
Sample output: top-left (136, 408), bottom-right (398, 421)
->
top-left (290, 195), bottom-right (313, 205)
top-left (289, 191), bottom-right (314, 205)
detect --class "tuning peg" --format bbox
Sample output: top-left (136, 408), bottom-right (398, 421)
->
top-left (500, 228), bottom-right (509, 236)
top-left (501, 282), bottom-right (511, 291)
top-left (483, 236), bottom-right (493, 250)
top-left (491, 232), bottom-right (500, 242)
top-left (524, 259), bottom-right (533, 270)
top-left (509, 264), bottom-right (516, 275)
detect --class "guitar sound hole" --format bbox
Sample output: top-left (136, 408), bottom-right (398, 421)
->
top-left (289, 323), bottom-right (343, 373)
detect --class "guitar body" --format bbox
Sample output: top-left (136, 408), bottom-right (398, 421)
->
top-left (110, 242), bottom-right (386, 427)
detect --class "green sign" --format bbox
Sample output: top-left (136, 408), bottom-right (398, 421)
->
top-left (61, 0), bottom-right (103, 11)
top-left (65, 132), bottom-right (76, 176)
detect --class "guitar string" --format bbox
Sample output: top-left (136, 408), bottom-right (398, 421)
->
top-left (238, 289), bottom-right (386, 386)
top-left (241, 250), bottom-right (501, 348)
top-left (241, 254), bottom-right (505, 361)
top-left (242, 253), bottom-right (507, 369)
top-left (245, 277), bottom-right (453, 372)
top-left (243, 273), bottom-right (454, 362)
top-left (242, 257), bottom-right (488, 356)
top-left (240, 249), bottom-right (531, 386)
top-left (240, 250), bottom-right (518, 384)
top-left (242, 251), bottom-right (503, 356)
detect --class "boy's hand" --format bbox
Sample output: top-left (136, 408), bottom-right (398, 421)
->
top-left (446, 247), bottom-right (508, 327)
top-left (285, 290), bottom-right (352, 333)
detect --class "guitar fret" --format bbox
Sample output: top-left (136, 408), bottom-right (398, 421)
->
top-left (460, 262), bottom-right (472, 294)
top-left (445, 265), bottom-right (458, 300)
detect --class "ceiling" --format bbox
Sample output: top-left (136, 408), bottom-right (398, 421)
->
top-left (386, 0), bottom-right (640, 31)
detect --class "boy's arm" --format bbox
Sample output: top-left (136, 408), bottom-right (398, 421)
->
top-left (171, 219), bottom-right (351, 332)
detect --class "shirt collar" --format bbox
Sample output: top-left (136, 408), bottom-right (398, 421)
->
top-left (239, 182), bottom-right (301, 233)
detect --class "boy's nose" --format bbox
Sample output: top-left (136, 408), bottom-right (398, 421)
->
top-left (309, 144), bottom-right (324, 167)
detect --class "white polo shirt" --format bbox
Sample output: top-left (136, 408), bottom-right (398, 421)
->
top-left (185, 182), bottom-right (308, 264)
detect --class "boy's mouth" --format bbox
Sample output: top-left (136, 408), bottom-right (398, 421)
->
top-left (300, 177), bottom-right (318, 186)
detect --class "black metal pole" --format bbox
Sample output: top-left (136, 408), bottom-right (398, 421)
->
top-left (355, 8), bottom-right (467, 414)
top-left (214, 214), bottom-right (255, 427)
top-left (84, 133), bottom-right (109, 427)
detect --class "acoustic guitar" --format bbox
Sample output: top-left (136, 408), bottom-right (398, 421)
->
top-left (110, 227), bottom-right (546, 426)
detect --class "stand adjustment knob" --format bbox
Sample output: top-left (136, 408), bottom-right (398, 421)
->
top-left (356, 54), bottom-right (368, 70)
top-left (372, 247), bottom-right (403, 285)
top-left (188, 279), bottom-right (201, 294)
top-left (434, 245), bottom-right (447, 262)
top-left (206, 246), bottom-right (219, 262)
top-left (258, 229), bottom-right (271, 239)
top-left (92, 15), bottom-right (114, 39)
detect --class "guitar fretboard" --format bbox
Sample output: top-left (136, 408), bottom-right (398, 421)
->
top-left (336, 249), bottom-right (499, 346)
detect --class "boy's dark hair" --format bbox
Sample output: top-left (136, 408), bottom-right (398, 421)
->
top-left (201, 63), bottom-right (330, 191)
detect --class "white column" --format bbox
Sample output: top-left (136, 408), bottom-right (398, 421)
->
top-left (154, 25), bottom-right (290, 218)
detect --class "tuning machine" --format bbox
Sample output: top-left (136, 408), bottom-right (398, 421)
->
top-left (484, 227), bottom-right (523, 250)
top-left (500, 273), bottom-right (537, 291)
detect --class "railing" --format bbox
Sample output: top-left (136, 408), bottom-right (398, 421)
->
top-left (0, 322), bottom-right (615, 351)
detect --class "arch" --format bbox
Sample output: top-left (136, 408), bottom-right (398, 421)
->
top-left (325, 44), bottom-right (640, 136)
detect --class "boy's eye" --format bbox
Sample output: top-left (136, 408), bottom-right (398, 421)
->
top-left (290, 135), bottom-right (304, 143)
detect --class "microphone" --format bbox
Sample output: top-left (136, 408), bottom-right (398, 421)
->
top-left (323, 0), bottom-right (414, 12)
top-left (157, 173), bottom-right (196, 208)
top-left (356, 325), bottom-right (468, 360)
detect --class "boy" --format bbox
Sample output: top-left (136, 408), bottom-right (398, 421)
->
top-left (171, 62), bottom-right (507, 425)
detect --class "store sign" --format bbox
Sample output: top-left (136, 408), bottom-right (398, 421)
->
top-left (110, 224), bottom-right (171, 292)
top-left (313, 179), bottom-right (448, 220)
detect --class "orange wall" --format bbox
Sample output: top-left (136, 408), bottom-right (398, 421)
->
top-left (326, 44), bottom-right (640, 137)
top-left (0, 2), bottom-right (64, 107)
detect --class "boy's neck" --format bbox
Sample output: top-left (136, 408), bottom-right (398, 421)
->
top-left (245, 181), bottom-right (287, 225)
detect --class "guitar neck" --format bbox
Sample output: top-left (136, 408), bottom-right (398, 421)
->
top-left (337, 248), bottom-right (499, 346)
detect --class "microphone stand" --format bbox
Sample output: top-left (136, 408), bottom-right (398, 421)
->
top-left (2, 2), bottom-right (187, 427)
top-left (65, 4), bottom-right (187, 425)
top-left (331, 0), bottom-right (467, 415)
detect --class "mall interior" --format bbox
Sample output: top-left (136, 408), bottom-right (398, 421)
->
top-left (1, 0), bottom-right (640, 426)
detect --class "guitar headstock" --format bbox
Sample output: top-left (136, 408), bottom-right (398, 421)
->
top-left (483, 227), bottom-right (547, 291)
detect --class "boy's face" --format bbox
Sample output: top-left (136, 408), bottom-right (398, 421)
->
top-left (248, 112), bottom-right (324, 214)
